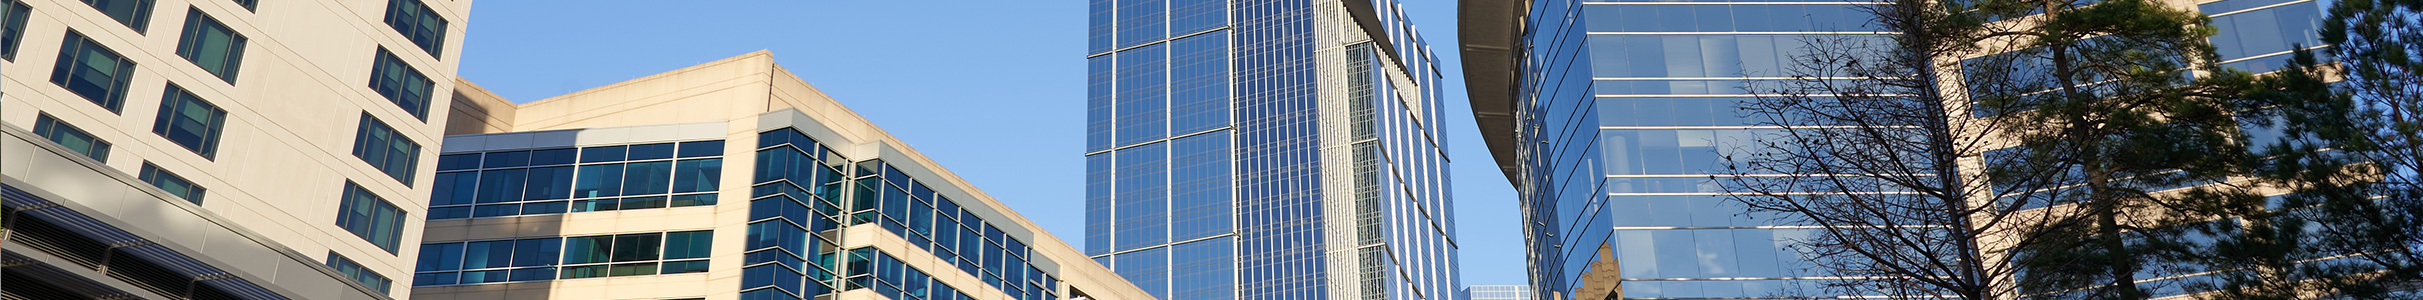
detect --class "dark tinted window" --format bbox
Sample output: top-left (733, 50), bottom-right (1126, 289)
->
top-left (0, 0), bottom-right (32, 61)
top-left (628, 143), bottom-right (675, 160)
top-left (352, 113), bottom-right (422, 184)
top-left (77, 0), bottom-right (152, 32)
top-left (336, 182), bottom-right (407, 253)
top-left (176, 8), bottom-right (246, 83)
top-left (381, 0), bottom-right (445, 56)
top-left (368, 48), bottom-right (434, 120)
top-left (152, 84), bottom-right (228, 159)
top-left (139, 162), bottom-right (206, 204)
top-left (32, 113), bottom-right (111, 162)
top-left (51, 31), bottom-right (136, 112)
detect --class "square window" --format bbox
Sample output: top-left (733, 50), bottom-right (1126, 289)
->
top-left (139, 162), bottom-right (206, 204)
top-left (32, 113), bottom-right (112, 162)
top-left (176, 8), bottom-right (246, 83)
top-left (353, 113), bottom-right (422, 185)
top-left (77, 0), bottom-right (152, 32)
top-left (153, 84), bottom-right (228, 159)
top-left (382, 0), bottom-right (445, 56)
top-left (0, 0), bottom-right (31, 61)
top-left (368, 48), bottom-right (434, 120)
top-left (51, 31), bottom-right (136, 112)
top-left (230, 0), bottom-right (254, 11)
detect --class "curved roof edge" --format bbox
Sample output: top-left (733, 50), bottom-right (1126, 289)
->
top-left (1458, 0), bottom-right (1526, 184)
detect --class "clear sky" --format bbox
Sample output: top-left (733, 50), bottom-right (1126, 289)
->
top-left (456, 0), bottom-right (1526, 286)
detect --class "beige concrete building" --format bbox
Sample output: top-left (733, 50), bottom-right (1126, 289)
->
top-left (1, 0), bottom-right (465, 299)
top-left (412, 51), bottom-right (1154, 300)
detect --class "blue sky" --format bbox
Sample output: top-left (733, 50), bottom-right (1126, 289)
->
top-left (456, 0), bottom-right (1525, 286)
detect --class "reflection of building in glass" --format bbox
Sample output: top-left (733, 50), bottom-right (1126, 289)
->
top-left (1084, 0), bottom-right (1464, 299)
top-left (1, 0), bottom-right (470, 299)
top-left (414, 52), bottom-right (1155, 300)
top-left (1458, 0), bottom-right (2330, 299)
top-left (1465, 285), bottom-right (1534, 300)
top-left (1084, 1), bottom-right (1465, 300)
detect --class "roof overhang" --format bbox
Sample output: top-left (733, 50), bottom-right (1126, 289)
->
top-left (1458, 0), bottom-right (1527, 184)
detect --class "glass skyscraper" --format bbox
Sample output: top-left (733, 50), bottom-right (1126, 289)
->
top-left (1458, 0), bottom-right (2328, 299)
top-left (1086, 1), bottom-right (1463, 300)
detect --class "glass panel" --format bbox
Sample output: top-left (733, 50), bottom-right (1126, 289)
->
top-left (574, 164), bottom-right (625, 198)
top-left (673, 159), bottom-right (723, 193)
top-left (611, 233), bottom-right (664, 262)
top-left (624, 161), bottom-right (673, 195)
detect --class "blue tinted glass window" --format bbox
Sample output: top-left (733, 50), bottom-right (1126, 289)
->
top-left (176, 8), bottom-right (246, 83)
top-left (1169, 0), bottom-right (1224, 35)
top-left (0, 1), bottom-right (32, 61)
top-left (482, 151), bottom-right (530, 168)
top-left (1113, 143), bottom-right (1170, 251)
top-left (524, 166), bottom-right (574, 200)
top-left (624, 161), bottom-right (673, 195)
top-left (52, 31), bottom-right (136, 112)
top-left (335, 183), bottom-right (407, 253)
top-left (475, 169), bottom-right (525, 203)
top-left (31, 114), bottom-right (112, 162)
top-left (679, 140), bottom-right (724, 158)
top-left (675, 159), bottom-right (723, 193)
top-left (1116, 0), bottom-right (1165, 48)
top-left (437, 154), bottom-right (480, 170)
top-left (582, 145), bottom-right (627, 163)
top-left (1169, 132), bottom-right (1231, 240)
top-left (1115, 44), bottom-right (1169, 146)
top-left (432, 171), bottom-right (476, 206)
top-left (629, 143), bottom-right (677, 160)
top-left (368, 48), bottom-right (434, 119)
top-left (1088, 56), bottom-right (1115, 151)
top-left (575, 164), bottom-right (625, 198)
top-left (1169, 31), bottom-right (1230, 134)
top-left (158, 85), bottom-right (231, 159)
top-left (382, 0), bottom-right (446, 56)
top-left (529, 148), bottom-right (577, 165)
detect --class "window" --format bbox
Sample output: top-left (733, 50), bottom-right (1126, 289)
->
top-left (51, 31), bottom-right (136, 112)
top-left (381, 0), bottom-right (444, 56)
top-left (152, 84), bottom-right (227, 159)
top-left (176, 8), bottom-right (245, 83)
top-left (326, 252), bottom-right (393, 295)
top-left (336, 182), bottom-right (407, 253)
top-left (427, 141), bottom-right (722, 220)
top-left (415, 230), bottom-right (710, 286)
top-left (368, 48), bottom-right (434, 120)
top-left (138, 162), bottom-right (205, 204)
top-left (230, 0), bottom-right (254, 11)
top-left (32, 113), bottom-right (111, 161)
top-left (353, 113), bottom-right (421, 185)
top-left (0, 0), bottom-right (31, 61)
top-left (77, 0), bottom-right (152, 32)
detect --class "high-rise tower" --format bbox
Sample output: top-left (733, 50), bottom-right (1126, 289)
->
top-left (1459, 0), bottom-right (2328, 299)
top-left (1085, 1), bottom-right (1464, 299)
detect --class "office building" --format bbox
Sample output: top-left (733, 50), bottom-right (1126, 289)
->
top-left (1, 0), bottom-right (466, 299)
top-left (1463, 285), bottom-right (1532, 300)
top-left (412, 51), bottom-right (1156, 300)
top-left (1084, 0), bottom-right (1464, 299)
top-left (1458, 0), bottom-right (2327, 299)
